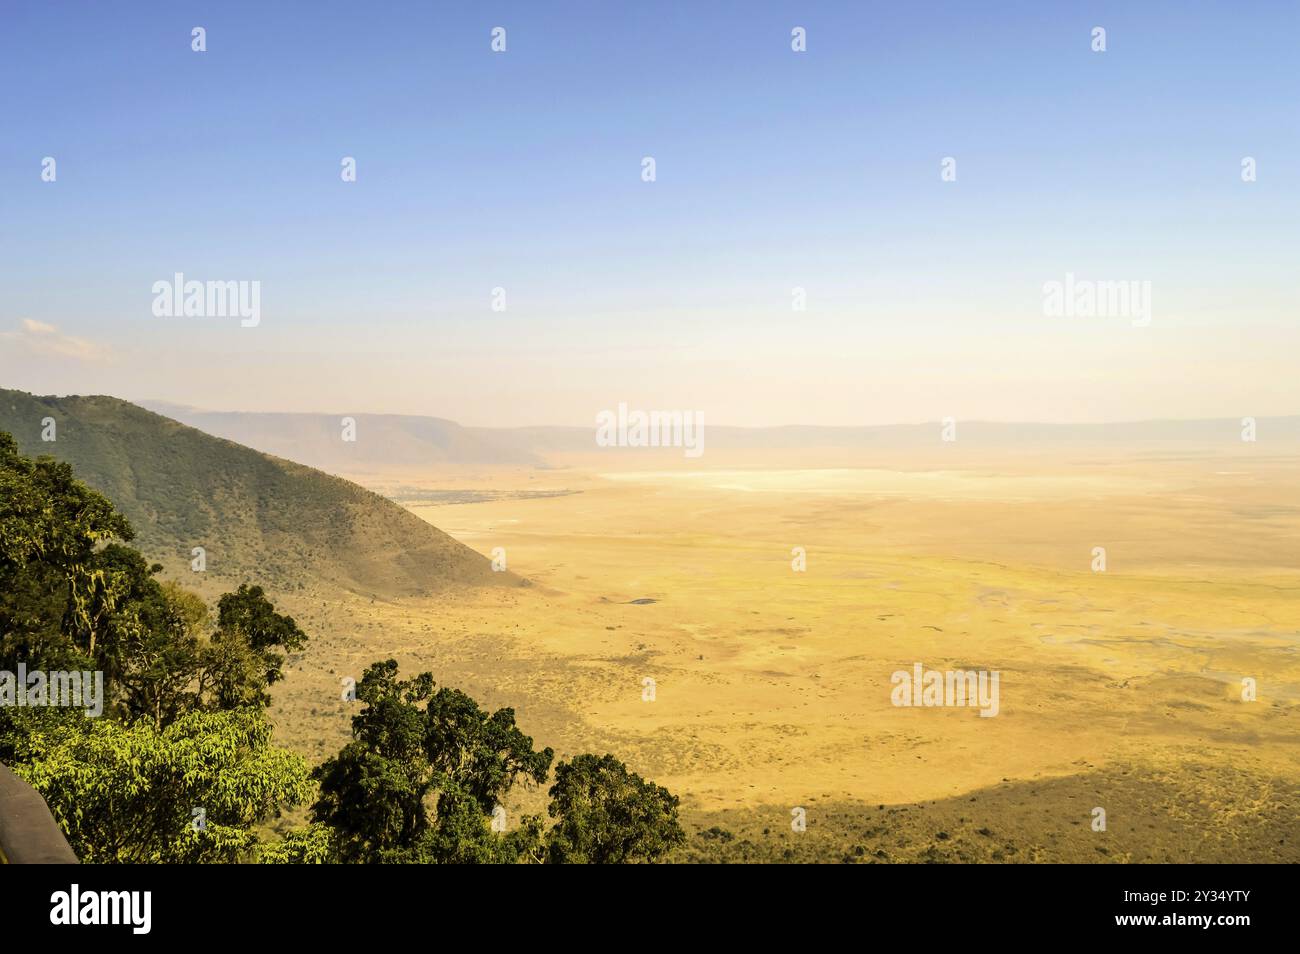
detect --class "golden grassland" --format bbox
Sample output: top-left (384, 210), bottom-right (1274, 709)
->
top-left (261, 443), bottom-right (1300, 861)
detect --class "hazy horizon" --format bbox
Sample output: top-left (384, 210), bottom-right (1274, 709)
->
top-left (5, 392), bottom-right (1293, 432)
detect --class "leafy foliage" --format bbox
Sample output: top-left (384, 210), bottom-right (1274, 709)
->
top-left (0, 429), bottom-right (315, 861)
top-left (205, 584), bottom-right (306, 709)
top-left (311, 659), bottom-right (554, 863)
top-left (258, 822), bottom-right (336, 864)
top-left (3, 429), bottom-right (310, 726)
top-left (6, 707), bottom-right (312, 863)
top-left (547, 753), bottom-right (686, 863)
top-left (0, 431), bottom-right (132, 673)
top-left (310, 660), bottom-right (685, 864)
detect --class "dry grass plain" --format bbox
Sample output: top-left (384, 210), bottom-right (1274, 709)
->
top-left (265, 442), bottom-right (1300, 862)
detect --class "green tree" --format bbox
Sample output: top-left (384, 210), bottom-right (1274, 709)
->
top-left (546, 753), bottom-right (686, 863)
top-left (425, 787), bottom-right (547, 864)
top-left (7, 707), bottom-right (312, 863)
top-left (311, 659), bottom-right (553, 863)
top-left (0, 430), bottom-right (315, 864)
top-left (259, 823), bottom-right (336, 864)
top-left (0, 432), bottom-right (207, 725)
top-left (0, 431), bottom-right (132, 672)
top-left (425, 681), bottom-right (555, 814)
top-left (204, 584), bottom-right (307, 709)
top-left (111, 573), bottom-right (209, 729)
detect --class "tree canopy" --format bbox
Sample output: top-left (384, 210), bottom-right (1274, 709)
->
top-left (547, 753), bottom-right (686, 863)
top-left (311, 659), bottom-right (555, 863)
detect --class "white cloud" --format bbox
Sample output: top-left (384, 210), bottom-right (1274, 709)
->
top-left (0, 319), bottom-right (112, 362)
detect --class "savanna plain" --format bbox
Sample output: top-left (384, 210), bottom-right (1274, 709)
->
top-left (266, 442), bottom-right (1300, 863)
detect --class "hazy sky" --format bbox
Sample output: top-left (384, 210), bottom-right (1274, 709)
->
top-left (2, 1), bottom-right (1297, 426)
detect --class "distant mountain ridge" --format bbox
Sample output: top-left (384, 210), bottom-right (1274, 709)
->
top-left (141, 401), bottom-right (1300, 469)
top-left (0, 390), bottom-right (514, 598)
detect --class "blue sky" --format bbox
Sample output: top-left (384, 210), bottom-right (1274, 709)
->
top-left (1, 1), bottom-right (1297, 425)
